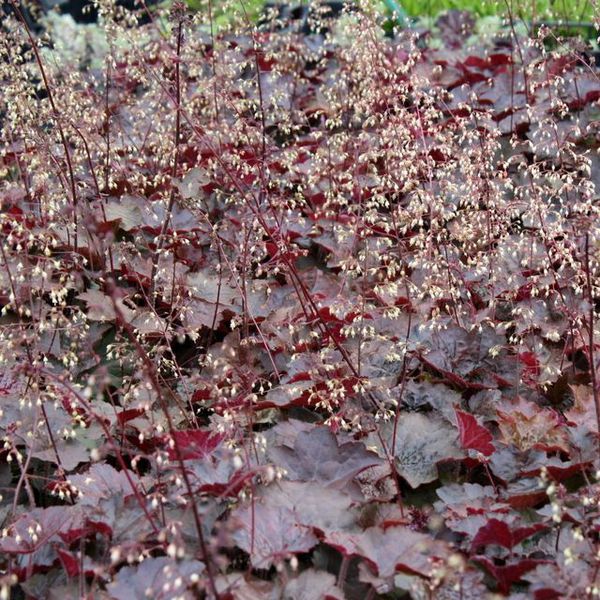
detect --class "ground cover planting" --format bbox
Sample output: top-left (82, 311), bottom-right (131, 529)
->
top-left (1, 1), bottom-right (600, 598)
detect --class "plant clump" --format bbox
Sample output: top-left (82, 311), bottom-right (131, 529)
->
top-left (1, 1), bottom-right (600, 598)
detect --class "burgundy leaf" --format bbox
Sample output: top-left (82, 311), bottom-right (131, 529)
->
top-left (474, 557), bottom-right (550, 595)
top-left (56, 548), bottom-right (81, 578)
top-left (471, 518), bottom-right (545, 551)
top-left (168, 430), bottom-right (225, 460)
top-left (455, 409), bottom-right (495, 457)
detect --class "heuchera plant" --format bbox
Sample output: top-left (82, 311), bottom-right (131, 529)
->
top-left (1, 0), bottom-right (600, 598)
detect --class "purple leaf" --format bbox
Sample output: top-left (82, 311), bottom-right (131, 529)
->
top-left (232, 504), bottom-right (319, 568)
top-left (107, 557), bottom-right (204, 600)
top-left (267, 426), bottom-right (383, 490)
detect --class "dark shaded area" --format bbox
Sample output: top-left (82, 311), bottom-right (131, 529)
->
top-left (260, 1), bottom-right (354, 34)
top-left (1, 0), bottom-right (159, 27)
top-left (1, 0), bottom-right (42, 31)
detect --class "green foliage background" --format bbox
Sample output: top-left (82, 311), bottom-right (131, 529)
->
top-left (193, 0), bottom-right (596, 23)
top-left (398, 0), bottom-right (594, 19)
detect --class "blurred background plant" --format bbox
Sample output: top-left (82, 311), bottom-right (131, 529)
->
top-left (8, 0), bottom-right (599, 30)
top-left (201, 0), bottom-right (597, 23)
